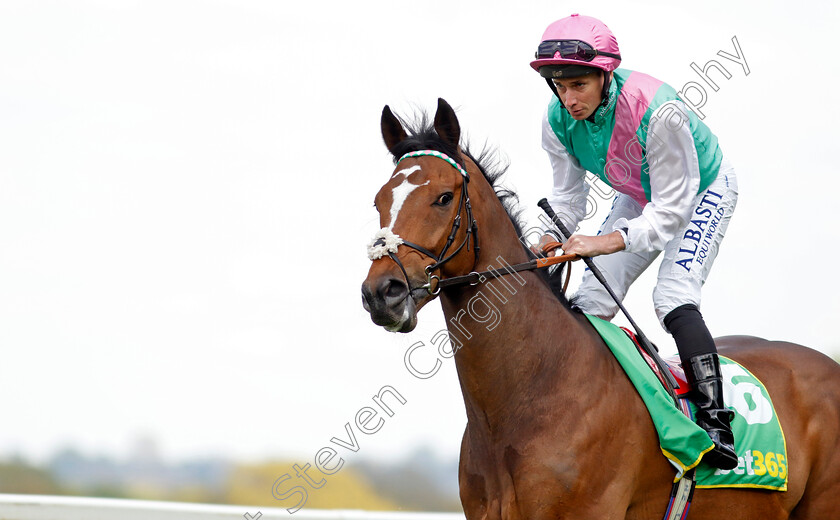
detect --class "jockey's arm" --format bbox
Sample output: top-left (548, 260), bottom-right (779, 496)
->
top-left (536, 111), bottom-right (588, 258)
top-left (541, 112), bottom-right (588, 232)
top-left (561, 231), bottom-right (626, 257)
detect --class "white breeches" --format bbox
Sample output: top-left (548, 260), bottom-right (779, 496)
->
top-left (573, 158), bottom-right (738, 328)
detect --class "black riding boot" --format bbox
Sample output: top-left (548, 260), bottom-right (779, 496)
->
top-left (664, 305), bottom-right (738, 470)
top-left (685, 353), bottom-right (738, 469)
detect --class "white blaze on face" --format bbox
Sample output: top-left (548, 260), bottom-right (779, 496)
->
top-left (387, 165), bottom-right (429, 230)
top-left (391, 164), bottom-right (420, 180)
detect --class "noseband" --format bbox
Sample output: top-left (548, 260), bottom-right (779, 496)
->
top-left (368, 150), bottom-right (479, 296)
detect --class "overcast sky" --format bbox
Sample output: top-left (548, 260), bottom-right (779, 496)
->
top-left (0, 0), bottom-right (838, 469)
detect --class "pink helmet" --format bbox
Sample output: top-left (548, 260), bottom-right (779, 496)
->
top-left (530, 14), bottom-right (621, 76)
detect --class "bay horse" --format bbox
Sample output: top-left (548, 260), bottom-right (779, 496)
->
top-left (361, 98), bottom-right (840, 519)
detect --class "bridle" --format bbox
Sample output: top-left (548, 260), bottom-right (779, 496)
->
top-left (368, 150), bottom-right (478, 296)
top-left (368, 149), bottom-right (575, 298)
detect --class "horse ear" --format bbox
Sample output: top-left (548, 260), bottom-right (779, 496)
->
top-left (434, 98), bottom-right (461, 150)
top-left (381, 105), bottom-right (408, 155)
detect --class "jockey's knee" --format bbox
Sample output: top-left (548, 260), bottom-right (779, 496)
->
top-left (572, 289), bottom-right (619, 321)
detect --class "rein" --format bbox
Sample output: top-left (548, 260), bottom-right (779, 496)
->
top-left (369, 150), bottom-right (576, 296)
top-left (429, 248), bottom-right (576, 295)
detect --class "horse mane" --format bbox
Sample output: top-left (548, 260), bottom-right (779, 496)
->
top-left (386, 109), bottom-right (572, 308)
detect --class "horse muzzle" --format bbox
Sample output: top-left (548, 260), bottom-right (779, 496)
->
top-left (361, 276), bottom-right (418, 332)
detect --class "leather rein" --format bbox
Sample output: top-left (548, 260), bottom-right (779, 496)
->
top-left (368, 150), bottom-right (576, 297)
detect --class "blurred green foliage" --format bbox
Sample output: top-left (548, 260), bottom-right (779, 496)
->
top-left (0, 460), bottom-right (62, 494)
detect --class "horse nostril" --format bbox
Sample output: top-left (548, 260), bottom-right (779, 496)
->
top-left (385, 280), bottom-right (407, 299)
top-left (380, 278), bottom-right (408, 305)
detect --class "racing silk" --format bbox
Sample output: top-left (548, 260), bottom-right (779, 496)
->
top-left (547, 68), bottom-right (722, 208)
top-left (543, 68), bottom-right (725, 253)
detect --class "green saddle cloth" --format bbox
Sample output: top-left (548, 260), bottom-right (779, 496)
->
top-left (586, 314), bottom-right (787, 490)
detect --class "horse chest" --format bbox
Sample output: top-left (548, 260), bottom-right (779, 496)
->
top-left (461, 435), bottom-right (624, 518)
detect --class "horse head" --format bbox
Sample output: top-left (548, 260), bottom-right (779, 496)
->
top-left (361, 98), bottom-right (481, 332)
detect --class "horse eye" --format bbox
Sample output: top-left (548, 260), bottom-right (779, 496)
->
top-left (434, 192), bottom-right (454, 206)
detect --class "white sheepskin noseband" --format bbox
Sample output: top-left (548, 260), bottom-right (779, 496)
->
top-left (367, 228), bottom-right (404, 260)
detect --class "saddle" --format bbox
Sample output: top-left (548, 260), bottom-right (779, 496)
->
top-left (619, 327), bottom-right (691, 397)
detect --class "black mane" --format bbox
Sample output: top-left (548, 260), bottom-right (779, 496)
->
top-left (387, 109), bottom-right (571, 307)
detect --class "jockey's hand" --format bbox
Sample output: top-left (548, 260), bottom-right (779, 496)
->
top-left (562, 231), bottom-right (626, 258)
top-left (530, 234), bottom-right (559, 257)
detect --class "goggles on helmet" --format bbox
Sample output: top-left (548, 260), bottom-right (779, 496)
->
top-left (535, 39), bottom-right (621, 62)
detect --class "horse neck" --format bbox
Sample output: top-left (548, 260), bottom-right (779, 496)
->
top-left (438, 171), bottom-right (603, 426)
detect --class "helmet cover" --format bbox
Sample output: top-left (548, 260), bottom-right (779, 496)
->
top-left (530, 14), bottom-right (621, 74)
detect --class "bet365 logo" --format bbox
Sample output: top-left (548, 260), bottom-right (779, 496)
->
top-left (715, 449), bottom-right (787, 478)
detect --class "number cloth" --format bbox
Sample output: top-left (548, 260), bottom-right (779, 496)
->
top-left (586, 314), bottom-right (788, 490)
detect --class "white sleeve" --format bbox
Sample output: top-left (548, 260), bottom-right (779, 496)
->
top-left (541, 109), bottom-right (588, 235)
top-left (613, 100), bottom-right (701, 253)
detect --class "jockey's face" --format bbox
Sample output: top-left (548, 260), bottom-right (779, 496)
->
top-left (552, 72), bottom-right (605, 120)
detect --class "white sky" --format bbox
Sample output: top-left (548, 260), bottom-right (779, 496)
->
top-left (0, 0), bottom-right (838, 469)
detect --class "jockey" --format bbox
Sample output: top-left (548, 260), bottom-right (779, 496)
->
top-left (531, 14), bottom-right (739, 470)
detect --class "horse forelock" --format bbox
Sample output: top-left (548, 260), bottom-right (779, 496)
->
top-left (385, 110), bottom-right (511, 221)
